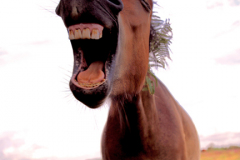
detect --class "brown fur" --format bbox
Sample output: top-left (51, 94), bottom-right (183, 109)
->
top-left (102, 0), bottom-right (200, 159)
top-left (102, 79), bottom-right (200, 159)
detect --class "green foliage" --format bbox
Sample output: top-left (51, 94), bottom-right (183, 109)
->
top-left (207, 145), bottom-right (240, 151)
top-left (143, 13), bottom-right (172, 94)
top-left (144, 75), bottom-right (155, 94)
top-left (149, 14), bottom-right (172, 68)
top-left (143, 70), bottom-right (158, 94)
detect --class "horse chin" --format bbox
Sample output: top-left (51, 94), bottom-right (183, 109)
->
top-left (70, 79), bottom-right (111, 108)
top-left (69, 26), bottom-right (118, 108)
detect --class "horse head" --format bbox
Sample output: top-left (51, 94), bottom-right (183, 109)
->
top-left (56, 0), bottom-right (153, 108)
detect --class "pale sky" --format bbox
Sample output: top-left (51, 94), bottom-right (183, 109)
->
top-left (0, 0), bottom-right (240, 159)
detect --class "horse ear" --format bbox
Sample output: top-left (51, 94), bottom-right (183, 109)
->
top-left (55, 2), bottom-right (61, 16)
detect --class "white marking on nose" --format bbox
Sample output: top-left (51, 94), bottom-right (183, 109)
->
top-left (71, 7), bottom-right (78, 19)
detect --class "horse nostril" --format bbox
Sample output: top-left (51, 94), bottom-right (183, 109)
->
top-left (108, 0), bottom-right (121, 5)
top-left (107, 0), bottom-right (123, 11)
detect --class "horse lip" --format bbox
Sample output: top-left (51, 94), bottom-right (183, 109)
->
top-left (71, 73), bottom-right (107, 90)
top-left (68, 23), bottom-right (104, 32)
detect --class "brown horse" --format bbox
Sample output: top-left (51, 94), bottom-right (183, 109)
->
top-left (55, 0), bottom-right (200, 159)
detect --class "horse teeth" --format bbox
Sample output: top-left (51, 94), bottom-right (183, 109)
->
top-left (91, 29), bottom-right (100, 39)
top-left (75, 29), bottom-right (82, 39)
top-left (68, 28), bottom-right (102, 40)
top-left (82, 28), bottom-right (91, 39)
top-left (69, 30), bottom-right (75, 40)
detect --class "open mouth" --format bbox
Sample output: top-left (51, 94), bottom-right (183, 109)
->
top-left (56, 0), bottom-right (123, 108)
top-left (69, 23), bottom-right (116, 90)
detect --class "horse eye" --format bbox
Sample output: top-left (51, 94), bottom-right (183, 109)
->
top-left (140, 0), bottom-right (151, 12)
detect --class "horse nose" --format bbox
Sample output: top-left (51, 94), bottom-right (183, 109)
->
top-left (56, 0), bottom-right (123, 18)
top-left (107, 0), bottom-right (123, 13)
top-left (73, 0), bottom-right (123, 17)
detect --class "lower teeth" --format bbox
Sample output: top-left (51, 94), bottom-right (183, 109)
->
top-left (78, 79), bottom-right (106, 88)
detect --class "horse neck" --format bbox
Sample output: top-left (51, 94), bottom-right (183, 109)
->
top-left (105, 18), bottom-right (157, 152)
top-left (107, 89), bottom-right (160, 148)
top-left (110, 18), bottom-right (150, 95)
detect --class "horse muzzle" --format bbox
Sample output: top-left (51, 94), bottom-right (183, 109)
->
top-left (56, 0), bottom-right (123, 108)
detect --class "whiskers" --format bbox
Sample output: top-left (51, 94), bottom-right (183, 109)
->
top-left (59, 64), bottom-right (75, 103)
top-left (58, 64), bottom-right (110, 130)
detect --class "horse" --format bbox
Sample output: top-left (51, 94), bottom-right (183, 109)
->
top-left (55, 0), bottom-right (200, 159)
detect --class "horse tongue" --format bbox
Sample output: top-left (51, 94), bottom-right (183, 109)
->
top-left (77, 61), bottom-right (104, 84)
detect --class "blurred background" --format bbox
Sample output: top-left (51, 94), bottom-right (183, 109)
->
top-left (0, 0), bottom-right (239, 159)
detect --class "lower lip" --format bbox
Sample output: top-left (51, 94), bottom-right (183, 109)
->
top-left (71, 74), bottom-right (106, 89)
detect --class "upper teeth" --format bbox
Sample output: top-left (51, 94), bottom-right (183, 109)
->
top-left (68, 24), bottom-right (103, 40)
